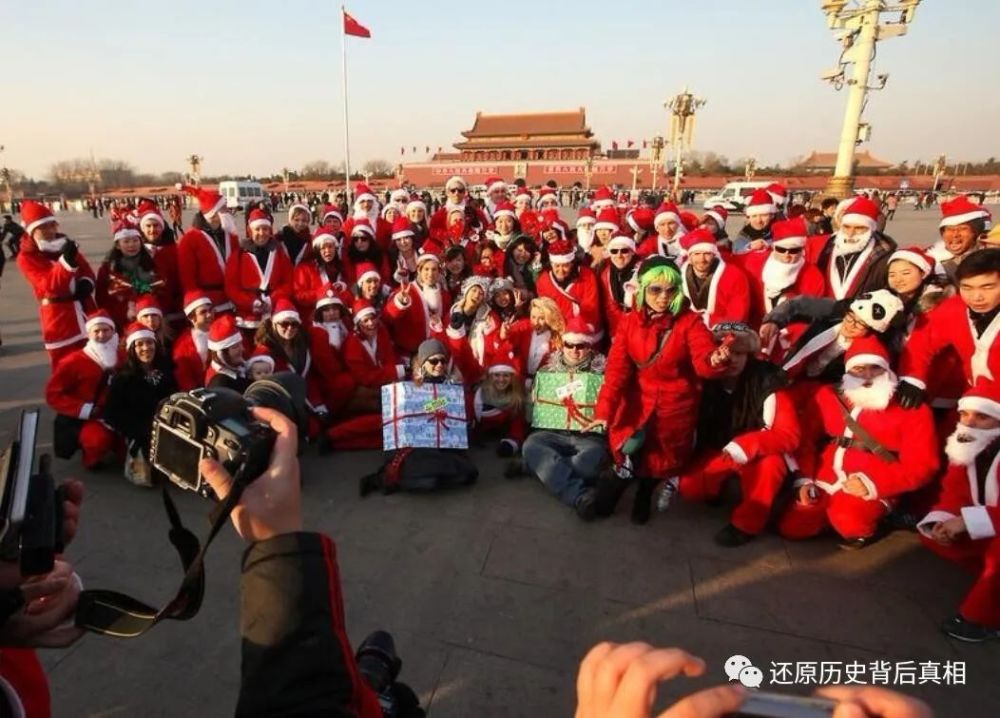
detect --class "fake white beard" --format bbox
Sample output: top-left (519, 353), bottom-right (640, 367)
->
top-left (84, 336), bottom-right (119, 370)
top-left (35, 236), bottom-right (68, 253)
top-left (841, 371), bottom-right (897, 411)
top-left (445, 200), bottom-right (466, 215)
top-left (576, 227), bottom-right (595, 252)
top-left (419, 284), bottom-right (442, 316)
top-left (762, 254), bottom-right (804, 295)
top-left (219, 212), bottom-right (240, 238)
top-left (319, 321), bottom-right (347, 350)
top-left (945, 425), bottom-right (1000, 466)
top-left (192, 328), bottom-right (209, 360)
top-left (833, 230), bottom-right (873, 257)
top-left (354, 206), bottom-right (378, 225)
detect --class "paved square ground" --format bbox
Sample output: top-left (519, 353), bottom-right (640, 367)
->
top-left (0, 207), bottom-right (996, 716)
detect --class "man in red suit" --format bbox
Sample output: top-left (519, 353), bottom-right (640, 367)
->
top-left (342, 300), bottom-right (407, 388)
top-left (898, 249), bottom-right (1000, 408)
top-left (172, 291), bottom-right (215, 390)
top-left (383, 253), bottom-right (450, 356)
top-left (597, 233), bottom-right (640, 338)
top-left (535, 239), bottom-right (603, 339)
top-left (137, 198), bottom-right (183, 328)
top-left (16, 200), bottom-right (98, 367)
top-left (919, 381), bottom-right (1000, 642)
top-left (678, 228), bottom-right (751, 329)
top-left (45, 310), bottom-right (123, 469)
top-left (779, 336), bottom-right (939, 549)
top-left (637, 202), bottom-right (686, 260)
top-left (224, 208), bottom-right (294, 336)
top-left (176, 183), bottom-right (240, 312)
top-left (927, 195), bottom-right (990, 281)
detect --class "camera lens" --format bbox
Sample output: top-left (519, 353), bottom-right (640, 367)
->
top-left (243, 372), bottom-right (308, 435)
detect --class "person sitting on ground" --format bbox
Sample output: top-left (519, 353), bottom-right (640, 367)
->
top-left (473, 346), bottom-right (528, 458)
top-left (172, 291), bottom-right (214, 390)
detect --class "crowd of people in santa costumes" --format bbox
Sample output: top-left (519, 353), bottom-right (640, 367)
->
top-left (18, 174), bottom-right (1000, 643)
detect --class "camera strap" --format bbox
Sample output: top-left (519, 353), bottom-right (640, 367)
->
top-left (73, 470), bottom-right (247, 638)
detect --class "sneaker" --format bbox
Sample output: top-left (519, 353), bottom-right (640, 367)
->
top-left (655, 477), bottom-right (680, 512)
top-left (714, 523), bottom-right (755, 548)
top-left (942, 615), bottom-right (1000, 643)
top-left (125, 455), bottom-right (154, 488)
top-left (838, 534), bottom-right (880, 551)
top-left (574, 489), bottom-right (597, 522)
top-left (884, 508), bottom-right (919, 532)
top-left (359, 472), bottom-right (381, 498)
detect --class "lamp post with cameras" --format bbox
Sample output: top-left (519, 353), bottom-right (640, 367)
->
top-left (186, 154), bottom-right (203, 186)
top-left (584, 155), bottom-right (594, 191)
top-left (665, 87), bottom-right (706, 197)
top-left (820, 0), bottom-right (921, 198)
top-left (649, 135), bottom-right (665, 193)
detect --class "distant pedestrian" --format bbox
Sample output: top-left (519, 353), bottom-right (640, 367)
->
top-left (885, 193), bottom-right (898, 221)
top-left (2, 214), bottom-right (25, 258)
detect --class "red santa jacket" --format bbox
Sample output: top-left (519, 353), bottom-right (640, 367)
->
top-left (472, 387), bottom-right (528, 450)
top-left (339, 249), bottom-right (391, 288)
top-left (679, 259), bottom-right (751, 329)
top-left (597, 262), bottom-right (638, 337)
top-left (45, 345), bottom-right (122, 419)
top-left (343, 216), bottom-right (393, 253)
top-left (148, 241), bottom-right (182, 320)
top-left (899, 295), bottom-right (1000, 393)
top-left (0, 648), bottom-right (50, 718)
top-left (535, 266), bottom-right (603, 337)
top-left (505, 319), bottom-right (555, 378)
top-left (920, 455), bottom-right (1000, 541)
top-left (264, 327), bottom-right (356, 416)
top-left (177, 228), bottom-right (239, 310)
top-left (796, 385), bottom-right (939, 500)
top-left (17, 236), bottom-right (98, 351)
top-left (172, 327), bottom-right (210, 391)
top-left (224, 246), bottom-right (295, 330)
top-left (95, 259), bottom-right (165, 331)
top-left (383, 282), bottom-right (451, 356)
top-left (292, 260), bottom-right (349, 319)
top-left (342, 325), bottom-right (407, 388)
top-left (737, 251), bottom-right (827, 327)
top-left (720, 389), bottom-right (801, 466)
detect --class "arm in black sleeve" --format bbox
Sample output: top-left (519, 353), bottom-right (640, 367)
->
top-left (237, 532), bottom-right (378, 718)
top-left (762, 295), bottom-right (840, 328)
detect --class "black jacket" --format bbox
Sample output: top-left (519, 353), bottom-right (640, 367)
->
top-left (105, 357), bottom-right (178, 449)
top-left (815, 232), bottom-right (897, 300)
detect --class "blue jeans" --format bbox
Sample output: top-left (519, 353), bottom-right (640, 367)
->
top-left (522, 431), bottom-right (608, 506)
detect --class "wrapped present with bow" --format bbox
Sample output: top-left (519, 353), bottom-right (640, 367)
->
top-left (531, 371), bottom-right (604, 433)
top-left (381, 381), bottom-right (469, 450)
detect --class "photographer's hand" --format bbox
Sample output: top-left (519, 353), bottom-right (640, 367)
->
top-left (200, 407), bottom-right (302, 543)
top-left (60, 479), bottom-right (84, 546)
top-left (0, 560), bottom-right (84, 648)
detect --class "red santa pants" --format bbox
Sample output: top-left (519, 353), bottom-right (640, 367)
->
top-left (921, 534), bottom-right (1000, 628)
top-left (679, 453), bottom-right (788, 534)
top-left (777, 491), bottom-right (889, 540)
top-left (79, 421), bottom-right (118, 469)
top-left (0, 648), bottom-right (50, 718)
top-left (326, 414), bottom-right (383, 451)
top-left (47, 339), bottom-right (86, 369)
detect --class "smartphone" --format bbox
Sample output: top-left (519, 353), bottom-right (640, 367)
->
top-left (725, 691), bottom-right (836, 718)
top-left (0, 409), bottom-right (39, 558)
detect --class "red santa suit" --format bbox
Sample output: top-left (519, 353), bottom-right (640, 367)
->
top-left (678, 229), bottom-right (751, 329)
top-left (505, 319), bottom-right (556, 380)
top-left (172, 326), bottom-right (210, 391)
top-left (44, 315), bottom-right (122, 469)
top-left (472, 350), bottom-right (528, 454)
top-left (535, 241), bottom-right (603, 338)
top-left (293, 228), bottom-right (349, 318)
top-left (342, 303), bottom-right (407, 388)
top-left (637, 202), bottom-right (686, 260)
top-left (138, 200), bottom-right (183, 325)
top-left (224, 241), bottom-right (295, 333)
top-left (0, 648), bottom-right (51, 718)
top-left (918, 384), bottom-right (1000, 629)
top-left (177, 227), bottom-right (239, 311)
top-left (597, 235), bottom-right (640, 338)
top-left (383, 270), bottom-right (451, 356)
top-left (779, 339), bottom-right (939, 540)
top-left (16, 204), bottom-right (98, 366)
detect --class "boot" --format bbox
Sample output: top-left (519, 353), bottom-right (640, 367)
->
top-left (631, 477), bottom-right (655, 525)
top-left (594, 465), bottom-right (627, 517)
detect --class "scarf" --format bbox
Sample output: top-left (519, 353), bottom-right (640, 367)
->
top-left (279, 225), bottom-right (309, 263)
top-left (608, 260), bottom-right (638, 306)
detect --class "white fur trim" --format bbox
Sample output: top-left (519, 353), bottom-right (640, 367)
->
top-left (357, 269), bottom-right (381, 286)
top-left (286, 204), bottom-right (310, 223)
top-left (488, 364), bottom-right (516, 374)
top-left (549, 251), bottom-right (575, 264)
top-left (323, 209), bottom-right (344, 222)
top-left (136, 305), bottom-right (162, 318)
top-left (79, 402), bottom-right (94, 420)
top-left (745, 202), bottom-right (776, 217)
top-left (576, 215), bottom-right (596, 227)
top-left (940, 210), bottom-right (988, 228)
top-left (247, 354), bottom-right (275, 369)
top-left (126, 327), bottom-right (156, 349)
top-left (958, 395), bottom-right (1000, 421)
top-left (705, 210), bottom-right (727, 228)
top-left (607, 235), bottom-right (636, 252)
top-left (272, 308), bottom-right (300, 324)
top-left (396, 364), bottom-right (407, 380)
top-left (352, 306), bottom-right (376, 325)
top-left (184, 295), bottom-right (212, 315)
top-left (561, 332), bottom-right (592, 345)
top-left (57, 255), bottom-right (76, 272)
top-left (685, 242), bottom-right (718, 256)
top-left (840, 212), bottom-right (877, 231)
top-left (488, 179), bottom-right (507, 192)
top-left (416, 252), bottom-right (440, 266)
top-left (316, 294), bottom-right (344, 310)
top-left (773, 235), bottom-right (807, 249)
top-left (494, 208), bottom-right (516, 220)
top-left (845, 353), bottom-right (889, 372)
top-left (594, 220), bottom-right (619, 232)
top-left (900, 375), bottom-right (927, 391)
top-left (248, 217), bottom-right (272, 230)
top-left (406, 200), bottom-right (426, 213)
top-left (355, 193), bottom-right (376, 204)
top-left (445, 176), bottom-right (467, 190)
top-left (961, 505), bottom-right (996, 540)
top-left (114, 227), bottom-right (141, 242)
top-left (723, 442), bottom-right (748, 465)
top-left (351, 224), bottom-right (375, 237)
top-left (312, 231), bottom-right (338, 247)
top-left (392, 226), bottom-right (414, 239)
top-left (85, 315), bottom-right (114, 331)
top-left (446, 324), bottom-right (466, 340)
top-left (208, 333), bottom-right (241, 352)
top-left (141, 212), bottom-right (165, 228)
top-left (917, 510), bottom-right (959, 538)
top-left (25, 215), bottom-right (57, 235)
top-left (889, 249), bottom-right (932, 277)
top-left (203, 195), bottom-right (227, 219)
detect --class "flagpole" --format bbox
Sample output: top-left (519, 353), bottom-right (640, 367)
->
top-left (340, 5), bottom-right (352, 204)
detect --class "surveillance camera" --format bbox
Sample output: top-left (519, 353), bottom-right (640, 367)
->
top-left (820, 67), bottom-right (845, 82)
top-left (821, 0), bottom-right (848, 13)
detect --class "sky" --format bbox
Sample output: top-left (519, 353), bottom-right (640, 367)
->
top-left (5, 0), bottom-right (1000, 180)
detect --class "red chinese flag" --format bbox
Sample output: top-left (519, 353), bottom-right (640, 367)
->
top-left (612, 141), bottom-right (619, 151)
top-left (425, 145), bottom-right (430, 153)
top-left (412, 146), bottom-right (416, 153)
top-left (343, 10), bottom-right (371, 38)
top-left (642, 140), bottom-right (648, 149)
top-left (400, 146), bottom-right (405, 155)
top-left (627, 140), bottom-right (634, 148)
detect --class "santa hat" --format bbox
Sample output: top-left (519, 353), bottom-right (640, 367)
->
top-left (271, 298), bottom-right (300, 324)
top-left (591, 186), bottom-right (615, 209)
top-left (626, 207), bottom-right (655, 233)
top-left (246, 346), bottom-right (275, 372)
top-left (770, 217), bottom-right (808, 249)
top-left (354, 183), bottom-right (376, 204)
top-left (849, 289), bottom-right (904, 334)
top-left (485, 176), bottom-right (506, 193)
top-left (207, 315), bottom-right (241, 352)
top-left (607, 232), bottom-right (637, 253)
top-left (113, 219), bottom-right (141, 242)
top-left (712, 322), bottom-right (761, 354)
top-left (352, 298), bottom-right (377, 325)
top-left (124, 322), bottom-right (156, 350)
top-left (654, 202), bottom-right (682, 228)
top-left (135, 295), bottom-right (162, 320)
top-left (679, 228), bottom-right (718, 256)
top-left (390, 188), bottom-right (410, 204)
top-left (594, 207), bottom-right (620, 233)
top-left (840, 196), bottom-right (880, 231)
top-left (744, 189), bottom-right (777, 218)
top-left (350, 218), bottom-right (375, 238)
top-left (547, 239), bottom-right (576, 265)
top-left (889, 246), bottom-right (934, 278)
top-left (939, 195), bottom-right (990, 229)
top-left (391, 215), bottom-right (414, 240)
top-left (541, 209), bottom-right (568, 241)
top-left (486, 342), bottom-right (519, 375)
top-left (493, 201), bottom-right (516, 220)
top-left (679, 211), bottom-right (700, 232)
top-left (20, 200), bottom-right (57, 235)
top-left (703, 205), bottom-right (728, 229)
top-left (183, 291), bottom-right (212, 316)
top-left (405, 197), bottom-right (427, 213)
top-left (461, 273), bottom-right (493, 296)
top-left (562, 317), bottom-right (596, 345)
top-left (247, 208), bottom-right (272, 231)
top-left (322, 204), bottom-right (344, 223)
top-left (137, 199), bottom-right (164, 228)
top-left (513, 187), bottom-right (533, 204)
top-left (445, 176), bottom-right (467, 191)
top-left (287, 203), bottom-right (311, 224)
top-left (415, 250), bottom-right (440, 267)
top-left (844, 335), bottom-right (891, 373)
top-left (576, 207), bottom-right (596, 226)
top-left (176, 183), bottom-right (226, 219)
top-left (315, 283), bottom-right (346, 310)
top-left (311, 225), bottom-right (339, 249)
top-left (765, 182), bottom-right (788, 206)
top-left (958, 380), bottom-right (1000, 422)
top-left (536, 188), bottom-right (558, 206)
top-left (85, 310), bottom-right (115, 332)
top-left (355, 262), bottom-right (381, 286)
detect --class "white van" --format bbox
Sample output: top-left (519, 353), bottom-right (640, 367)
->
top-left (702, 181), bottom-right (770, 211)
top-left (218, 180), bottom-right (266, 210)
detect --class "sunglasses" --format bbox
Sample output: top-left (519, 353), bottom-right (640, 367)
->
top-left (425, 356), bottom-right (446, 366)
top-left (563, 342), bottom-right (591, 350)
top-left (608, 248), bottom-right (632, 256)
top-left (276, 321), bottom-right (300, 329)
top-left (645, 285), bottom-right (673, 296)
top-left (773, 246), bottom-right (803, 255)
top-left (448, 187), bottom-right (466, 194)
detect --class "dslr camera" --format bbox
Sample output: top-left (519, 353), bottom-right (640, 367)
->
top-left (150, 373), bottom-right (307, 497)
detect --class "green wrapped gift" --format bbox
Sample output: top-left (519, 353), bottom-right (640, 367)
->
top-left (531, 371), bottom-right (604, 432)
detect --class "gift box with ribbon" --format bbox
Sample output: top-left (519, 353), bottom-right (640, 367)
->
top-left (530, 371), bottom-right (604, 433)
top-left (381, 381), bottom-right (469, 450)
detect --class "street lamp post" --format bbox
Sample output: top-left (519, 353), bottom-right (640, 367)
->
top-left (186, 154), bottom-right (203, 185)
top-left (820, 0), bottom-right (921, 198)
top-left (629, 165), bottom-right (642, 196)
top-left (665, 87), bottom-right (706, 198)
top-left (649, 136), bottom-right (665, 193)
top-left (584, 155), bottom-right (594, 191)
top-left (745, 157), bottom-right (757, 181)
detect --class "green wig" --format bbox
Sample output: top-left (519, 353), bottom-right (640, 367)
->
top-left (635, 263), bottom-right (685, 315)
